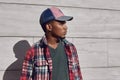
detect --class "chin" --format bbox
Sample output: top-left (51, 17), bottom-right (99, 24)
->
top-left (60, 36), bottom-right (66, 39)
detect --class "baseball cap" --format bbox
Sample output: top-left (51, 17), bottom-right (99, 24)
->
top-left (40, 7), bottom-right (73, 26)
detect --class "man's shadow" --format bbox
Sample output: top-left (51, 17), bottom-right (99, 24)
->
top-left (3, 40), bottom-right (31, 80)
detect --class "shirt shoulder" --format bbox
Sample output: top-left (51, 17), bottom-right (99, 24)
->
top-left (24, 46), bottom-right (35, 61)
top-left (62, 39), bottom-right (75, 46)
top-left (24, 39), bottom-right (42, 61)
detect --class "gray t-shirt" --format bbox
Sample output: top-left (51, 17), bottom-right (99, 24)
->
top-left (48, 41), bottom-right (69, 80)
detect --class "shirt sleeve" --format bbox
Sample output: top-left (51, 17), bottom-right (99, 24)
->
top-left (20, 48), bottom-right (35, 80)
top-left (72, 44), bottom-right (83, 80)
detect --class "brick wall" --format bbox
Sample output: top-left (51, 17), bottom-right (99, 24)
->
top-left (0, 0), bottom-right (120, 80)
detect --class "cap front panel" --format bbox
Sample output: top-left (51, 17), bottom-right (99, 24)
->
top-left (50, 7), bottom-right (64, 19)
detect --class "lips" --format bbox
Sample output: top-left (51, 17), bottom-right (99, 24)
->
top-left (64, 31), bottom-right (67, 35)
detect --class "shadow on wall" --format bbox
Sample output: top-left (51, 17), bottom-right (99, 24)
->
top-left (3, 40), bottom-right (31, 80)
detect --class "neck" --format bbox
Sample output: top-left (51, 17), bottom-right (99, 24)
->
top-left (45, 34), bottom-right (60, 49)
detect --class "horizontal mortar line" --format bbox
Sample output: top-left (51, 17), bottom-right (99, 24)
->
top-left (81, 66), bottom-right (120, 69)
top-left (0, 36), bottom-right (35, 37)
top-left (0, 36), bottom-right (35, 38)
top-left (0, 2), bottom-right (120, 12)
top-left (0, 69), bottom-right (21, 71)
top-left (68, 37), bottom-right (120, 39)
top-left (0, 36), bottom-right (120, 39)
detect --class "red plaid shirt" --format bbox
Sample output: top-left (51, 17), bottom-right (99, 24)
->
top-left (20, 36), bottom-right (83, 80)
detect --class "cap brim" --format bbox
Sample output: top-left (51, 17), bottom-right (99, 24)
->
top-left (56, 16), bottom-right (73, 21)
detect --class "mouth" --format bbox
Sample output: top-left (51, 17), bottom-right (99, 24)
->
top-left (64, 31), bottom-right (67, 35)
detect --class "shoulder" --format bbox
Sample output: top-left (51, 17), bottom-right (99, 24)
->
top-left (62, 39), bottom-right (75, 46)
top-left (24, 46), bottom-right (35, 60)
top-left (63, 39), bottom-right (77, 51)
top-left (24, 39), bottom-right (42, 60)
top-left (24, 37), bottom-right (46, 61)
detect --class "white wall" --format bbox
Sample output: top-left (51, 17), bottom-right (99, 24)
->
top-left (0, 0), bottom-right (120, 80)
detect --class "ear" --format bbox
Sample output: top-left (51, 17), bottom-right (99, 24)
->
top-left (46, 24), bottom-right (52, 32)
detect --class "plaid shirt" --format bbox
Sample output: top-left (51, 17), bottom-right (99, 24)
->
top-left (20, 36), bottom-right (83, 80)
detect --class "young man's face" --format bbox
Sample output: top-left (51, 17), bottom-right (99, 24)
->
top-left (48, 20), bottom-right (68, 39)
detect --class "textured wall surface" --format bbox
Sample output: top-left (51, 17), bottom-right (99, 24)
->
top-left (0, 0), bottom-right (120, 80)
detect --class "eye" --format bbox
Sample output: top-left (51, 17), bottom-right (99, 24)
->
top-left (57, 21), bottom-right (66, 25)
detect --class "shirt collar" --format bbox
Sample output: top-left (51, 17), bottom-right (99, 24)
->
top-left (40, 35), bottom-right (70, 47)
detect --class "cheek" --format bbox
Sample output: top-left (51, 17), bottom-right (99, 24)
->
top-left (53, 29), bottom-right (62, 35)
top-left (53, 27), bottom-right (63, 33)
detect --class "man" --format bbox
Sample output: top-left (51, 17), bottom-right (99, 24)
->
top-left (20, 7), bottom-right (83, 80)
